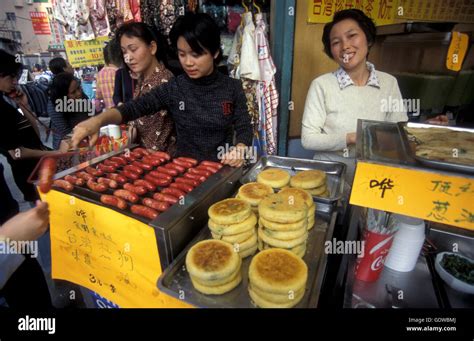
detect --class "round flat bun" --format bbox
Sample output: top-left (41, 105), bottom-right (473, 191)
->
top-left (290, 170), bottom-right (327, 189)
top-left (258, 193), bottom-right (308, 223)
top-left (191, 271), bottom-right (242, 295)
top-left (248, 285), bottom-right (304, 308)
top-left (257, 168), bottom-right (291, 189)
top-left (211, 229), bottom-right (254, 244)
top-left (279, 187), bottom-right (313, 208)
top-left (259, 216), bottom-right (306, 232)
top-left (208, 212), bottom-right (257, 236)
top-left (208, 198), bottom-right (251, 225)
top-left (258, 226), bottom-right (308, 249)
top-left (238, 182), bottom-right (274, 206)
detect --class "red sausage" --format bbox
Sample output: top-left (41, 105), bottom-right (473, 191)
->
top-left (76, 171), bottom-right (94, 181)
top-left (86, 179), bottom-right (108, 193)
top-left (123, 183), bottom-right (147, 196)
top-left (176, 157), bottom-right (198, 166)
top-left (120, 170), bottom-right (140, 180)
top-left (113, 189), bottom-right (139, 203)
top-left (53, 179), bottom-right (73, 191)
top-left (188, 168), bottom-right (211, 177)
top-left (106, 173), bottom-right (127, 184)
top-left (133, 147), bottom-right (150, 156)
top-left (156, 166), bottom-right (178, 177)
top-left (165, 162), bottom-right (185, 173)
top-left (111, 156), bottom-right (127, 166)
top-left (162, 187), bottom-right (186, 199)
top-left (65, 175), bottom-right (85, 186)
top-left (172, 158), bottom-right (193, 169)
top-left (150, 151), bottom-right (171, 160)
top-left (131, 205), bottom-right (158, 220)
top-left (142, 198), bottom-right (170, 212)
top-left (97, 163), bottom-right (116, 173)
top-left (196, 165), bottom-right (218, 174)
top-left (148, 171), bottom-right (172, 181)
top-left (153, 192), bottom-right (178, 205)
top-left (170, 182), bottom-right (193, 193)
top-left (200, 161), bottom-right (223, 169)
top-left (144, 174), bottom-right (171, 187)
top-left (175, 177), bottom-right (199, 187)
top-left (85, 166), bottom-right (103, 177)
top-left (183, 172), bottom-right (206, 183)
top-left (100, 195), bottom-right (127, 210)
top-left (133, 179), bottom-right (156, 192)
top-left (38, 158), bottom-right (57, 193)
top-left (97, 177), bottom-right (118, 189)
top-left (124, 164), bottom-right (143, 175)
top-left (132, 161), bottom-right (153, 171)
top-left (142, 156), bottom-right (162, 167)
top-left (122, 153), bottom-right (137, 162)
top-left (104, 159), bottom-right (120, 168)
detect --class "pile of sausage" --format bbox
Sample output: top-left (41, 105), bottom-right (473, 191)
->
top-left (52, 147), bottom-right (223, 220)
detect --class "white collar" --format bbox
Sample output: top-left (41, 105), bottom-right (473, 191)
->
top-left (333, 62), bottom-right (380, 90)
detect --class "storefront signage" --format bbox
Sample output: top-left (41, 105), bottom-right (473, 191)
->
top-left (397, 0), bottom-right (474, 23)
top-left (64, 36), bottom-right (109, 68)
top-left (40, 190), bottom-right (190, 308)
top-left (350, 162), bottom-right (474, 231)
top-left (30, 11), bottom-right (51, 35)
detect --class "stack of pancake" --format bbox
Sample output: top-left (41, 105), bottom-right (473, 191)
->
top-left (257, 168), bottom-right (291, 190)
top-left (279, 187), bottom-right (316, 230)
top-left (290, 169), bottom-right (329, 198)
top-left (248, 248), bottom-right (308, 308)
top-left (208, 198), bottom-right (258, 258)
top-left (186, 239), bottom-right (242, 295)
top-left (257, 193), bottom-right (309, 258)
top-left (236, 182), bottom-right (274, 216)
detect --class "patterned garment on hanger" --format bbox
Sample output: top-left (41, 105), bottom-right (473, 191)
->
top-left (53, 0), bottom-right (95, 40)
top-left (159, 0), bottom-right (177, 37)
top-left (140, 0), bottom-right (160, 29)
top-left (89, 0), bottom-right (111, 37)
top-left (106, 0), bottom-right (119, 32)
top-left (130, 64), bottom-right (177, 153)
top-left (242, 79), bottom-right (259, 134)
top-left (129, 0), bottom-right (142, 22)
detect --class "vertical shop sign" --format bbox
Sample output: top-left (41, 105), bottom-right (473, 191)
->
top-left (30, 12), bottom-right (51, 35)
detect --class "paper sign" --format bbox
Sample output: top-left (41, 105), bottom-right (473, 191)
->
top-left (446, 31), bottom-right (469, 72)
top-left (40, 190), bottom-right (191, 308)
top-left (350, 162), bottom-right (474, 231)
top-left (307, 0), bottom-right (397, 26)
top-left (397, 0), bottom-right (474, 24)
top-left (64, 36), bottom-right (109, 68)
top-left (30, 11), bottom-right (51, 35)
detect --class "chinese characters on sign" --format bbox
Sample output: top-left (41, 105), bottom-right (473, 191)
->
top-left (370, 177), bottom-right (394, 198)
top-left (64, 36), bottom-right (109, 68)
top-left (30, 12), bottom-right (51, 35)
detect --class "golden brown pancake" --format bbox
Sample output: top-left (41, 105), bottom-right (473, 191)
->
top-left (306, 185), bottom-right (327, 196)
top-left (290, 169), bottom-right (327, 189)
top-left (257, 168), bottom-right (291, 189)
top-left (248, 285), bottom-right (304, 308)
top-left (258, 226), bottom-right (308, 249)
top-left (259, 216), bottom-right (307, 231)
top-left (191, 271), bottom-right (242, 295)
top-left (211, 229), bottom-right (255, 244)
top-left (279, 187), bottom-right (314, 208)
top-left (258, 193), bottom-right (308, 223)
top-left (208, 212), bottom-right (257, 235)
top-left (208, 198), bottom-right (251, 225)
top-left (238, 182), bottom-right (274, 206)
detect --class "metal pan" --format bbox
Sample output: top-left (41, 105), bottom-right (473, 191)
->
top-left (157, 210), bottom-right (337, 308)
top-left (240, 156), bottom-right (346, 214)
top-left (398, 122), bottom-right (474, 175)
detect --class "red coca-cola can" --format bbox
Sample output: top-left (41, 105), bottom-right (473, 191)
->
top-left (355, 229), bottom-right (395, 282)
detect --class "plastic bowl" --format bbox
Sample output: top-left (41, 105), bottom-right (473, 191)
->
top-left (435, 252), bottom-right (474, 295)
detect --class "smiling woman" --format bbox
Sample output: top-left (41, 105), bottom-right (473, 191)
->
top-left (301, 9), bottom-right (408, 184)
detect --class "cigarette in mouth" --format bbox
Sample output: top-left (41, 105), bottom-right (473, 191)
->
top-left (343, 53), bottom-right (349, 63)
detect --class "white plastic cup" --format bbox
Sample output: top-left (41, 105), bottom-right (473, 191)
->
top-left (99, 126), bottom-right (108, 137)
top-left (107, 124), bottom-right (121, 139)
top-left (384, 214), bottom-right (425, 272)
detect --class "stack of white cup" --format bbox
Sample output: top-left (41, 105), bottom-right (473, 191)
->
top-left (384, 214), bottom-right (425, 272)
top-left (99, 125), bottom-right (121, 139)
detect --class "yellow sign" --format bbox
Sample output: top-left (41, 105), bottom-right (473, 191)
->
top-left (40, 190), bottom-right (191, 308)
top-left (397, 0), bottom-right (474, 23)
top-left (307, 0), bottom-right (397, 26)
top-left (350, 162), bottom-right (474, 231)
top-left (446, 31), bottom-right (469, 72)
top-left (64, 36), bottom-right (109, 68)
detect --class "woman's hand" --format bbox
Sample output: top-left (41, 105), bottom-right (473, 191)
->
top-left (0, 201), bottom-right (49, 241)
top-left (346, 132), bottom-right (357, 145)
top-left (70, 116), bottom-right (101, 149)
top-left (11, 88), bottom-right (30, 109)
top-left (220, 143), bottom-right (246, 168)
top-left (426, 115), bottom-right (449, 126)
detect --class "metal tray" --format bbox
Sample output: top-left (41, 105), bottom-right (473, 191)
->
top-left (399, 122), bottom-right (474, 175)
top-left (157, 210), bottom-right (337, 308)
top-left (240, 156), bottom-right (346, 213)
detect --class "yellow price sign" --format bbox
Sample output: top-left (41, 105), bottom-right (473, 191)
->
top-left (64, 36), bottom-right (109, 68)
top-left (40, 190), bottom-right (190, 308)
top-left (350, 162), bottom-right (474, 231)
top-left (446, 31), bottom-right (469, 72)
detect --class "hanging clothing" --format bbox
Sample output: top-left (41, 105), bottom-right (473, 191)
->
top-left (159, 0), bottom-right (177, 37)
top-left (240, 12), bottom-right (261, 81)
top-left (53, 0), bottom-right (95, 40)
top-left (106, 0), bottom-right (119, 32)
top-left (129, 0), bottom-right (142, 22)
top-left (228, 20), bottom-right (243, 79)
top-left (130, 63), bottom-right (176, 153)
top-left (140, 0), bottom-right (160, 30)
top-left (89, 0), bottom-right (111, 37)
top-left (255, 13), bottom-right (278, 155)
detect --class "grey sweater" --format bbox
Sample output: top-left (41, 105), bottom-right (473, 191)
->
top-left (118, 70), bottom-right (253, 161)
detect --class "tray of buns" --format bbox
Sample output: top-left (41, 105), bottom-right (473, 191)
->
top-left (399, 122), bottom-right (474, 174)
top-left (157, 190), bottom-right (338, 308)
top-left (240, 156), bottom-right (346, 213)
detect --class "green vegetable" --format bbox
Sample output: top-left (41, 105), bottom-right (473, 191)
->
top-left (441, 254), bottom-right (474, 285)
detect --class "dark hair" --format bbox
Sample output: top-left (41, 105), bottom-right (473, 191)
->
top-left (107, 37), bottom-right (124, 67)
top-left (322, 9), bottom-right (376, 60)
top-left (169, 13), bottom-right (223, 64)
top-left (49, 72), bottom-right (76, 106)
top-left (116, 22), bottom-right (169, 65)
top-left (0, 49), bottom-right (22, 78)
top-left (103, 45), bottom-right (110, 65)
top-left (49, 57), bottom-right (68, 75)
